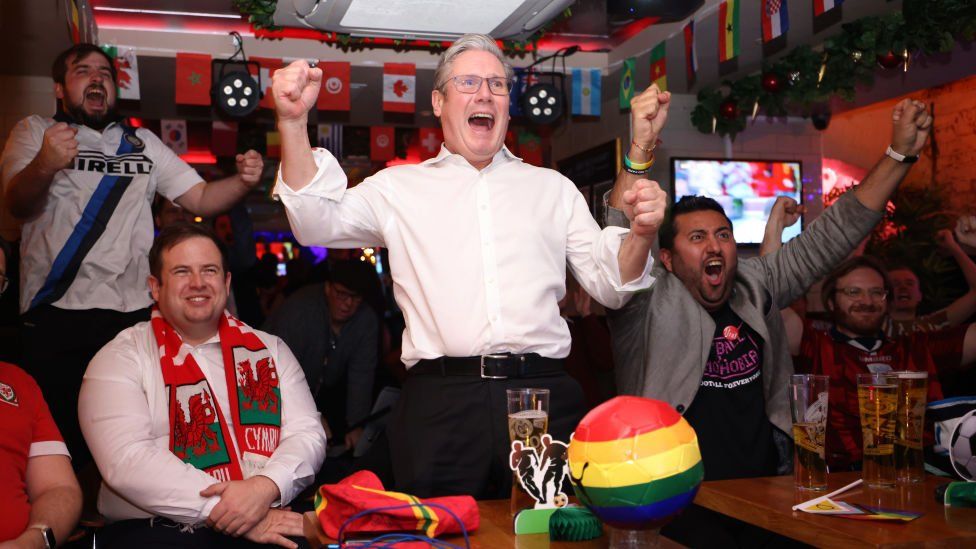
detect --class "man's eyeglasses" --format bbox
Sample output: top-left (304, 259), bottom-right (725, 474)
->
top-left (835, 287), bottom-right (888, 301)
top-left (331, 286), bottom-right (363, 305)
top-left (441, 75), bottom-right (513, 96)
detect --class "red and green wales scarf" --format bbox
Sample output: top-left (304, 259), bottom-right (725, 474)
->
top-left (151, 307), bottom-right (282, 482)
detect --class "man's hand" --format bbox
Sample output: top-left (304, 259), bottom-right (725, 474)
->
top-left (629, 85), bottom-right (671, 154)
top-left (890, 99), bottom-right (932, 157)
top-left (272, 60), bottom-right (321, 125)
top-left (955, 216), bottom-right (976, 254)
top-left (201, 475), bottom-right (280, 537)
top-left (344, 426), bottom-right (364, 450)
top-left (236, 150), bottom-right (264, 188)
top-left (622, 179), bottom-right (667, 239)
top-left (936, 228), bottom-right (957, 252)
top-left (242, 509), bottom-right (303, 549)
top-left (36, 123), bottom-right (78, 175)
top-left (0, 528), bottom-right (45, 549)
top-left (769, 196), bottom-right (806, 228)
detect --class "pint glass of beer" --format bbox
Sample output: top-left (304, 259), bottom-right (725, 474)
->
top-left (857, 372), bottom-right (898, 488)
top-left (507, 388), bottom-right (549, 515)
top-left (891, 371), bottom-right (928, 483)
top-left (789, 375), bottom-right (829, 490)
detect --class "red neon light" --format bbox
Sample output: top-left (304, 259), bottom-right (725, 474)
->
top-left (179, 150), bottom-right (217, 164)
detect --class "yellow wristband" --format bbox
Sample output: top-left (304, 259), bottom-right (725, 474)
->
top-left (624, 154), bottom-right (654, 171)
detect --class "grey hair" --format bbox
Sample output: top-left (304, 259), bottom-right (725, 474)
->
top-left (433, 33), bottom-right (514, 91)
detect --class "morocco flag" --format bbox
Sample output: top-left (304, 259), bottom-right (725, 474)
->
top-left (383, 63), bottom-right (416, 113)
top-left (370, 126), bottom-right (394, 161)
top-left (175, 53), bottom-right (212, 106)
top-left (718, 0), bottom-right (740, 62)
top-left (250, 57), bottom-right (283, 109)
top-left (650, 42), bottom-right (667, 92)
top-left (318, 61), bottom-right (351, 112)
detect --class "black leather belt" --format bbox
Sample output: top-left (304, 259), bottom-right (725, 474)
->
top-left (410, 353), bottom-right (564, 379)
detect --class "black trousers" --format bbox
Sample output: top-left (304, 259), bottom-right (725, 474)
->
top-left (22, 305), bottom-right (150, 470)
top-left (387, 370), bottom-right (584, 499)
top-left (97, 518), bottom-right (310, 549)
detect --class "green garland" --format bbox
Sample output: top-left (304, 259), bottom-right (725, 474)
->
top-left (692, 0), bottom-right (976, 138)
top-left (233, 0), bottom-right (569, 54)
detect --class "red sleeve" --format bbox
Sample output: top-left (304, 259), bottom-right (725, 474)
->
top-left (917, 324), bottom-right (968, 373)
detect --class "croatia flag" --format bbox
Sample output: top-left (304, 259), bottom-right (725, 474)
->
top-left (383, 63), bottom-right (416, 113)
top-left (571, 68), bottom-right (601, 116)
top-left (761, 0), bottom-right (789, 43)
top-left (813, 0), bottom-right (843, 16)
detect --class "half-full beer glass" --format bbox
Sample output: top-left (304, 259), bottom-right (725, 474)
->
top-left (789, 374), bottom-right (829, 490)
top-left (857, 372), bottom-right (898, 488)
top-left (891, 371), bottom-right (927, 483)
top-left (507, 388), bottom-right (549, 515)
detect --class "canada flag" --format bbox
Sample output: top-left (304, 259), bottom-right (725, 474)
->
top-left (383, 63), bottom-right (416, 113)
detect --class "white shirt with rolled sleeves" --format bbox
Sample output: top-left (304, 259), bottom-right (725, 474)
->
top-left (274, 145), bottom-right (655, 367)
top-left (78, 320), bottom-right (326, 525)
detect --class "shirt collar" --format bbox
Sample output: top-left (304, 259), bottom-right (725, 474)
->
top-left (829, 325), bottom-right (885, 352)
top-left (424, 144), bottom-right (519, 170)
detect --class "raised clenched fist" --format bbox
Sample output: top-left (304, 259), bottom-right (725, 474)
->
top-left (272, 60), bottom-right (322, 123)
top-left (623, 179), bottom-right (667, 239)
top-left (37, 122), bottom-right (79, 174)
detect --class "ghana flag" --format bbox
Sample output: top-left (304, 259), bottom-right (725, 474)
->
top-left (568, 396), bottom-right (703, 529)
top-left (718, 0), bottom-right (740, 62)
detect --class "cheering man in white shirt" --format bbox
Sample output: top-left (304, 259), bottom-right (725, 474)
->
top-left (79, 224), bottom-right (326, 548)
top-left (272, 33), bottom-right (668, 498)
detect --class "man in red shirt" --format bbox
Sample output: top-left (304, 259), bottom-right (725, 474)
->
top-left (0, 238), bottom-right (81, 547)
top-left (787, 256), bottom-right (976, 469)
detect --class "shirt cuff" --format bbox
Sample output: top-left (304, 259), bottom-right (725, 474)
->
top-left (255, 464), bottom-right (296, 507)
top-left (272, 148), bottom-right (347, 202)
top-left (597, 226), bottom-right (655, 291)
top-left (28, 440), bottom-right (70, 458)
top-left (200, 495), bottom-right (220, 523)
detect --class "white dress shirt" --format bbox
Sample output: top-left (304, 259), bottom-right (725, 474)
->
top-left (275, 145), bottom-right (654, 366)
top-left (78, 321), bottom-right (327, 525)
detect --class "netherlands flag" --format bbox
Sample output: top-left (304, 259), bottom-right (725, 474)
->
top-left (814, 0), bottom-right (843, 17)
top-left (571, 68), bottom-right (601, 116)
top-left (762, 0), bottom-right (789, 43)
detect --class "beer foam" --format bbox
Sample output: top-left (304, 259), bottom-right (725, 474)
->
top-left (893, 371), bottom-right (928, 379)
top-left (510, 409), bottom-right (548, 420)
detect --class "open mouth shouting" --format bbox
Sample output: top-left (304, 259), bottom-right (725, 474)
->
top-left (85, 85), bottom-right (108, 110)
top-left (704, 257), bottom-right (724, 286)
top-left (468, 112), bottom-right (495, 132)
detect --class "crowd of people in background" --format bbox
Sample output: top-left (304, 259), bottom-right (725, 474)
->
top-left (0, 36), bottom-right (974, 549)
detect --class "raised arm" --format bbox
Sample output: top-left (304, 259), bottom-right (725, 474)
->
top-left (5, 122), bottom-right (78, 220)
top-left (174, 150), bottom-right (264, 217)
top-left (608, 85), bottom-right (670, 210)
top-left (933, 229), bottom-right (976, 326)
top-left (759, 196), bottom-right (805, 257)
top-left (852, 99), bottom-right (932, 212)
top-left (273, 60), bottom-right (321, 191)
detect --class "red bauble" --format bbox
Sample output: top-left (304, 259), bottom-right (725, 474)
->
top-left (876, 50), bottom-right (903, 69)
top-left (761, 72), bottom-right (783, 93)
top-left (719, 99), bottom-right (738, 119)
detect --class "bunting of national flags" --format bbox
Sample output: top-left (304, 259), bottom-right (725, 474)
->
top-left (318, 61), bottom-right (351, 112)
top-left (650, 42), bottom-right (667, 92)
top-left (619, 58), bottom-right (635, 109)
top-left (370, 126), bottom-right (395, 161)
top-left (175, 53), bottom-right (212, 106)
top-left (161, 119), bottom-right (188, 155)
top-left (814, 0), bottom-right (844, 17)
top-left (762, 0), bottom-right (790, 43)
top-left (571, 68), bottom-right (601, 116)
top-left (318, 124), bottom-right (343, 159)
top-left (684, 20), bottom-right (698, 87)
top-left (718, 0), bottom-right (741, 62)
top-left (250, 57), bottom-right (283, 109)
top-left (383, 63), bottom-right (416, 113)
top-left (102, 45), bottom-right (140, 100)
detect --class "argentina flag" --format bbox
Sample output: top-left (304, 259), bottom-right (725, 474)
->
top-left (571, 68), bottom-right (601, 116)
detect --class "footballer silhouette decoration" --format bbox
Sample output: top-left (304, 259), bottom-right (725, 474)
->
top-left (510, 434), bottom-right (570, 508)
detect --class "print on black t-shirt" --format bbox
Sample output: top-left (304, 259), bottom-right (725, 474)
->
top-left (682, 304), bottom-right (778, 480)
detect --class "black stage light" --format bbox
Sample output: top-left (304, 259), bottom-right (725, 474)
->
top-left (211, 32), bottom-right (262, 118)
top-left (522, 81), bottom-right (564, 125)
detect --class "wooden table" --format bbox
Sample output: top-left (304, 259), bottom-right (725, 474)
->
top-left (695, 473), bottom-right (976, 547)
top-left (304, 499), bottom-right (685, 548)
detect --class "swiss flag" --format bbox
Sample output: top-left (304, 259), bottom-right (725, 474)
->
top-left (370, 126), bottom-right (395, 161)
top-left (317, 61), bottom-right (351, 112)
top-left (175, 53), bottom-right (212, 106)
top-left (383, 63), bottom-right (416, 113)
top-left (249, 57), bottom-right (283, 109)
top-left (418, 127), bottom-right (443, 160)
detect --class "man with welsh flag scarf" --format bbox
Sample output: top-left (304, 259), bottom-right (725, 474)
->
top-left (79, 224), bottom-right (326, 548)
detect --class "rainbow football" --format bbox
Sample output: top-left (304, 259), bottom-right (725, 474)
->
top-left (568, 396), bottom-right (703, 530)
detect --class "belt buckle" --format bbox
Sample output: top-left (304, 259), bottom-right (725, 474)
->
top-left (480, 354), bottom-right (510, 380)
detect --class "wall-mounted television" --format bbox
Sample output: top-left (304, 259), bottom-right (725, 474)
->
top-left (671, 158), bottom-right (803, 246)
